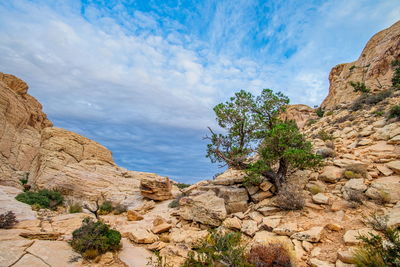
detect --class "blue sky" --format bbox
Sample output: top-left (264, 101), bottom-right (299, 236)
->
top-left (0, 1), bottom-right (399, 183)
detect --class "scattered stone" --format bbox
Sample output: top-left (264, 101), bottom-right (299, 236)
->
top-left (338, 249), bottom-right (355, 264)
top-left (259, 181), bottom-right (273, 192)
top-left (140, 176), bottom-right (173, 201)
top-left (319, 166), bottom-right (344, 183)
top-left (386, 161), bottom-right (400, 174)
top-left (127, 209), bottom-right (144, 221)
top-left (251, 190), bottom-right (274, 202)
top-left (312, 193), bottom-right (329, 204)
top-left (179, 191), bottom-right (227, 226)
top-left (222, 217), bottom-right (242, 230)
top-left (259, 215), bottom-right (281, 230)
top-left (365, 176), bottom-right (400, 203)
top-left (122, 225), bottom-right (159, 244)
top-left (343, 179), bottom-right (367, 192)
top-left (169, 228), bottom-right (208, 246)
top-left (241, 220), bottom-right (258, 237)
top-left (326, 223), bottom-right (342, 231)
top-left (291, 226), bottom-right (324, 242)
top-left (273, 222), bottom-right (298, 236)
top-left (343, 228), bottom-right (377, 245)
top-left (152, 223), bottom-right (172, 234)
top-left (376, 165), bottom-right (394, 176)
top-left (19, 232), bottom-right (61, 240)
top-left (309, 258), bottom-right (335, 267)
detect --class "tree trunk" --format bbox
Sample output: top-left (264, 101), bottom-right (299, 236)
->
top-left (276, 158), bottom-right (288, 190)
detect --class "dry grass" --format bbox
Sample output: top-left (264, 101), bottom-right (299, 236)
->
top-left (247, 243), bottom-right (293, 267)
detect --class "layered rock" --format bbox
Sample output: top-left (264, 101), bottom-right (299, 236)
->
top-left (321, 21), bottom-right (400, 110)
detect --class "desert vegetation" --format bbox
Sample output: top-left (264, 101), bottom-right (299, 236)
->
top-left (15, 189), bottom-right (64, 210)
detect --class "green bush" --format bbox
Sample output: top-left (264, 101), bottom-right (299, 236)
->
top-left (16, 189), bottom-right (63, 210)
top-left (392, 60), bottom-right (400, 90)
top-left (176, 183), bottom-right (191, 189)
top-left (69, 203), bottom-right (83, 213)
top-left (112, 204), bottom-right (127, 215)
top-left (70, 218), bottom-right (121, 259)
top-left (99, 201), bottom-right (113, 215)
top-left (353, 223), bottom-right (400, 266)
top-left (350, 81), bottom-right (370, 93)
top-left (351, 90), bottom-right (392, 111)
top-left (317, 130), bottom-right (333, 141)
top-left (388, 105), bottom-right (400, 119)
top-left (182, 230), bottom-right (251, 267)
top-left (19, 178), bottom-right (28, 185)
top-left (315, 107), bottom-right (324, 117)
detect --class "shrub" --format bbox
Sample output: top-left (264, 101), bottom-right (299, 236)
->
top-left (345, 164), bottom-right (367, 178)
top-left (388, 105), bottom-right (400, 119)
top-left (308, 184), bottom-right (323, 195)
top-left (69, 202), bottom-right (83, 214)
top-left (98, 201), bottom-right (113, 215)
top-left (19, 178), bottom-right (28, 185)
top-left (363, 213), bottom-right (389, 232)
top-left (0, 211), bottom-right (18, 229)
top-left (275, 184), bottom-right (305, 210)
top-left (334, 114), bottom-right (354, 124)
top-left (392, 60), bottom-right (400, 90)
top-left (306, 118), bottom-right (317, 126)
top-left (347, 190), bottom-right (365, 208)
top-left (247, 243), bottom-right (293, 267)
top-left (353, 223), bottom-right (400, 266)
top-left (16, 189), bottom-right (64, 210)
top-left (317, 130), bottom-right (333, 141)
top-left (182, 230), bottom-right (251, 267)
top-left (175, 183), bottom-right (191, 189)
top-left (351, 90), bottom-right (392, 111)
top-left (315, 107), bottom-right (324, 117)
top-left (70, 218), bottom-right (121, 259)
top-left (350, 81), bottom-right (370, 93)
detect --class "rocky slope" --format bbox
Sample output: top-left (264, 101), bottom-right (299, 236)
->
top-left (0, 21), bottom-right (399, 267)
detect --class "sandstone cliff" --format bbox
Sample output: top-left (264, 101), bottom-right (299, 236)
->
top-left (0, 73), bottom-right (168, 205)
top-left (321, 20), bottom-right (400, 110)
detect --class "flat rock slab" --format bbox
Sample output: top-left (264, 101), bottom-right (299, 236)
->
top-left (0, 239), bottom-right (34, 266)
top-left (26, 240), bottom-right (81, 267)
top-left (0, 185), bottom-right (36, 221)
top-left (291, 226), bottom-right (324, 243)
top-left (12, 254), bottom-right (49, 267)
top-left (119, 238), bottom-right (155, 267)
top-left (343, 228), bottom-right (377, 245)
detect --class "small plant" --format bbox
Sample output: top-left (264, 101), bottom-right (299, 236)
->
top-left (345, 164), bottom-right (367, 178)
top-left (19, 178), bottom-right (28, 185)
top-left (175, 183), bottom-right (191, 189)
top-left (351, 90), bottom-right (392, 111)
top-left (308, 184), bottom-right (323, 195)
top-left (70, 218), bottom-right (121, 259)
top-left (349, 65), bottom-right (356, 71)
top-left (69, 202), bottom-right (83, 213)
top-left (15, 189), bottom-right (64, 210)
top-left (306, 119), bottom-right (317, 126)
top-left (99, 201), bottom-right (113, 215)
top-left (334, 114), bottom-right (354, 124)
top-left (376, 190), bottom-right (391, 205)
top-left (247, 243), bottom-right (293, 267)
top-left (182, 230), bottom-right (251, 267)
top-left (391, 60), bottom-right (400, 90)
top-left (363, 213), bottom-right (389, 232)
top-left (275, 184), bottom-right (305, 210)
top-left (168, 198), bottom-right (180, 208)
top-left (350, 81), bottom-right (370, 93)
top-left (388, 105), bottom-right (400, 119)
top-left (0, 211), bottom-right (18, 229)
top-left (317, 130), bottom-right (333, 141)
top-left (347, 190), bottom-right (365, 208)
top-left (315, 107), bottom-right (324, 117)
top-left (353, 220), bottom-right (400, 266)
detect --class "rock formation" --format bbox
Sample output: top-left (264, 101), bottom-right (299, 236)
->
top-left (321, 20), bottom-right (400, 110)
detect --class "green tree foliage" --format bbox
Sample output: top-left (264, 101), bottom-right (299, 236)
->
top-left (206, 89), bottom-right (289, 169)
top-left (391, 60), bottom-right (400, 90)
top-left (16, 189), bottom-right (63, 210)
top-left (70, 218), bottom-right (121, 259)
top-left (246, 122), bottom-right (321, 188)
top-left (388, 105), bottom-right (400, 119)
top-left (350, 81), bottom-right (370, 93)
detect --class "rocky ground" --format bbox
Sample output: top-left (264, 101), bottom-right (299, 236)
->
top-left (0, 19), bottom-right (399, 267)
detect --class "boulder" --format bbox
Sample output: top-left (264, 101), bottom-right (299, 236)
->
top-left (179, 191), bottom-right (227, 226)
top-left (386, 161), bottom-right (400, 174)
top-left (319, 166), bottom-right (344, 183)
top-left (169, 228), bottom-right (208, 246)
top-left (151, 223), bottom-right (172, 234)
top-left (212, 169), bottom-right (245, 185)
top-left (343, 228), bottom-right (377, 245)
top-left (121, 225), bottom-right (159, 244)
top-left (343, 179), bottom-right (367, 192)
top-left (365, 176), bottom-right (400, 203)
top-left (222, 217), bottom-right (242, 230)
top-left (241, 220), bottom-right (258, 237)
top-left (312, 193), bottom-right (329, 204)
top-left (291, 226), bottom-right (324, 242)
top-left (0, 185), bottom-right (36, 221)
top-left (140, 176), bottom-right (172, 201)
top-left (127, 210), bottom-right (144, 221)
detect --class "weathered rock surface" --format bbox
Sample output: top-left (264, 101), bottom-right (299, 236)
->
top-left (321, 20), bottom-right (400, 110)
top-left (179, 191), bottom-right (227, 226)
top-left (0, 185), bottom-right (36, 221)
top-left (140, 176), bottom-right (172, 201)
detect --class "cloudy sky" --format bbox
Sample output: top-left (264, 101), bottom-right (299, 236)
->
top-left (0, 1), bottom-right (399, 183)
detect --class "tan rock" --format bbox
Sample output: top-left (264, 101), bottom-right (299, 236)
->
top-left (241, 220), bottom-right (258, 237)
top-left (212, 169), bottom-right (245, 185)
top-left (309, 258), bottom-right (335, 267)
top-left (319, 166), bottom-right (344, 183)
top-left (365, 176), bottom-right (400, 203)
top-left (338, 249), bottom-right (355, 264)
top-left (326, 223), bottom-right (342, 231)
top-left (179, 191), bottom-right (227, 226)
top-left (121, 225), bottom-right (159, 244)
top-left (273, 222), bottom-right (298, 236)
top-left (119, 238), bottom-right (156, 267)
top-left (0, 185), bottom-right (36, 221)
top-left (0, 239), bottom-right (34, 266)
top-left (140, 176), bottom-right (172, 201)
top-left (376, 164), bottom-right (394, 176)
top-left (152, 223), bottom-right (172, 234)
top-left (386, 161), bottom-right (400, 174)
top-left (259, 215), bottom-right (281, 230)
top-left (222, 217), bottom-right (242, 230)
top-left (169, 228), bottom-right (208, 246)
top-left (19, 232), bottom-right (61, 240)
top-left (291, 226), bottom-right (324, 242)
top-left (343, 228), bottom-right (377, 245)
top-left (259, 181), bottom-right (273, 192)
top-left (127, 210), bottom-right (144, 221)
top-left (12, 254), bottom-right (49, 267)
top-left (251, 190), bottom-right (274, 202)
top-left (312, 193), bottom-right (329, 204)
top-left (387, 206), bottom-right (400, 228)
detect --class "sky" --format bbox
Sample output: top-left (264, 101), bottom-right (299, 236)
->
top-left (0, 1), bottom-right (399, 183)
